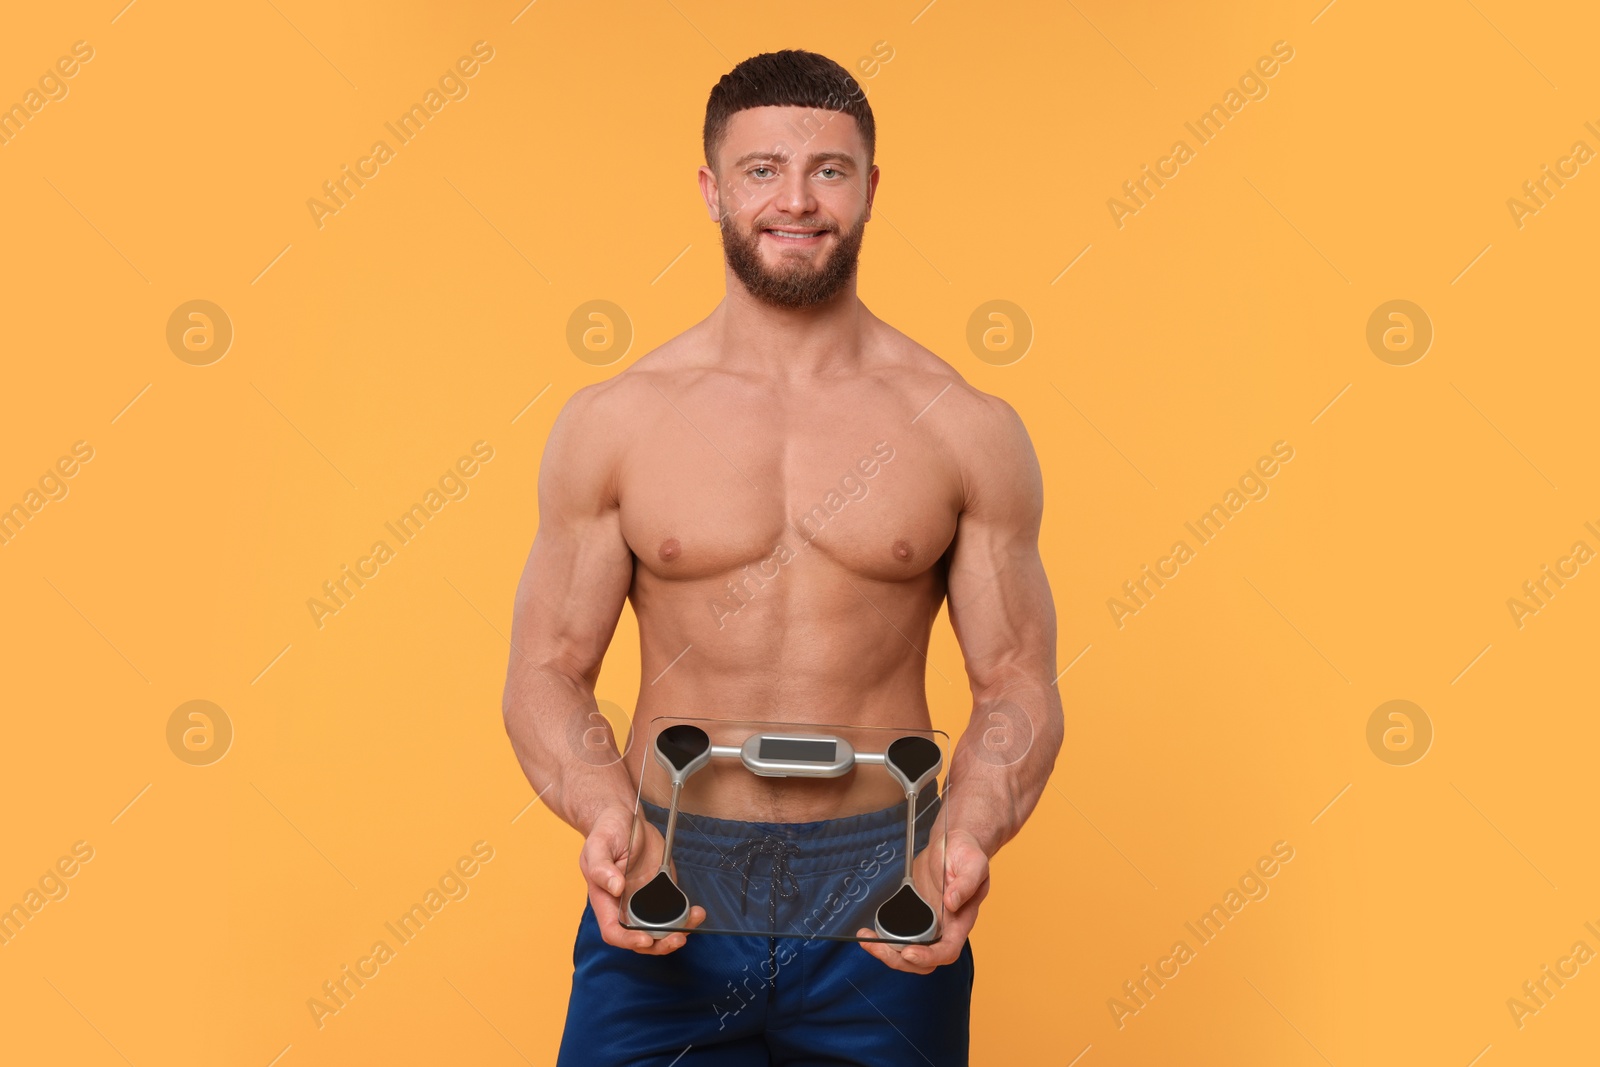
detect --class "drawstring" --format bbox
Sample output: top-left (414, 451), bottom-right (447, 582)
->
top-left (730, 834), bottom-right (801, 921)
top-left (727, 834), bottom-right (801, 981)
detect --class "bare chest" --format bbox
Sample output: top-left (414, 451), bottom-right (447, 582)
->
top-left (618, 420), bottom-right (959, 584)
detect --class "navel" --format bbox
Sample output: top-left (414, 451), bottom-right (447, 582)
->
top-left (658, 537), bottom-right (682, 562)
top-left (891, 539), bottom-right (913, 561)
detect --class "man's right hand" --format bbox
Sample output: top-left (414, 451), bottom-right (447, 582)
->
top-left (580, 804), bottom-right (705, 954)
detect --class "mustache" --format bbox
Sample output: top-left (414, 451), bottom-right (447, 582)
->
top-left (751, 219), bottom-right (837, 233)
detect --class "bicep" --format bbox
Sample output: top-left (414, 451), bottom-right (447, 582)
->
top-left (944, 400), bottom-right (1056, 691)
top-left (509, 390), bottom-right (634, 684)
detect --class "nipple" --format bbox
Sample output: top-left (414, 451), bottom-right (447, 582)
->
top-left (659, 538), bottom-right (682, 562)
top-left (892, 539), bottom-right (913, 561)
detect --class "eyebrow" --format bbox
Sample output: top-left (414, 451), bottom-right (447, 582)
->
top-left (729, 149), bottom-right (858, 169)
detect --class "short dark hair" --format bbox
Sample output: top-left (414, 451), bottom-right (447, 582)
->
top-left (703, 50), bottom-right (875, 171)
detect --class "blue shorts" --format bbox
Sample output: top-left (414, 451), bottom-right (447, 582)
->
top-left (555, 790), bottom-right (975, 1066)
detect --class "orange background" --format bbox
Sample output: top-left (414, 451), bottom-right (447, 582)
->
top-left (2, 1), bottom-right (1596, 1064)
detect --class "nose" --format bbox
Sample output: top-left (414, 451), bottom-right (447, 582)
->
top-left (773, 167), bottom-right (819, 218)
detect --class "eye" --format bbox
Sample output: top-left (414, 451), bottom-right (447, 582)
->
top-left (819, 167), bottom-right (842, 178)
top-left (751, 165), bottom-right (775, 179)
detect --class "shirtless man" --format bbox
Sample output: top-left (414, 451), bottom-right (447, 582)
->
top-left (502, 49), bottom-right (1063, 1066)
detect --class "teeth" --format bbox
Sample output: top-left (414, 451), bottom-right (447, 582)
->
top-left (767, 229), bottom-right (822, 239)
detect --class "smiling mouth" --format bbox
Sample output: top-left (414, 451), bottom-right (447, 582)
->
top-left (762, 227), bottom-right (830, 241)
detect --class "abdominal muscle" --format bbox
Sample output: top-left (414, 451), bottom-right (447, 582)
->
top-left (623, 566), bottom-right (946, 824)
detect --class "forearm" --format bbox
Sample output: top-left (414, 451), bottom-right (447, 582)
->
top-left (501, 653), bottom-right (636, 838)
top-left (940, 679), bottom-right (1064, 858)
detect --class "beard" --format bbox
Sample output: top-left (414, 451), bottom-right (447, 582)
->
top-left (719, 209), bottom-right (867, 309)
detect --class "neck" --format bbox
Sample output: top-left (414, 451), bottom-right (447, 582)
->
top-left (713, 269), bottom-right (867, 380)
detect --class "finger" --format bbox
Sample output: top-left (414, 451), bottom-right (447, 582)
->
top-left (878, 895), bottom-right (978, 970)
top-left (626, 904), bottom-right (701, 955)
top-left (900, 936), bottom-right (961, 969)
top-left (946, 869), bottom-right (989, 913)
top-left (854, 929), bottom-right (934, 975)
top-left (944, 855), bottom-right (989, 911)
top-left (591, 890), bottom-right (656, 951)
top-left (934, 897), bottom-right (982, 946)
top-left (601, 916), bottom-right (658, 952)
top-left (633, 930), bottom-right (688, 955)
top-left (603, 893), bottom-right (702, 954)
top-left (947, 876), bottom-right (989, 913)
top-left (588, 880), bottom-right (621, 925)
top-left (855, 938), bottom-right (910, 971)
top-left (581, 838), bottom-right (626, 897)
top-left (633, 907), bottom-right (702, 954)
top-left (579, 838), bottom-right (620, 895)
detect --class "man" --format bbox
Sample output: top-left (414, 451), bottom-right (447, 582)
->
top-left (502, 49), bottom-right (1063, 1065)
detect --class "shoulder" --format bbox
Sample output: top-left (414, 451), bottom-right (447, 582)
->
top-left (562, 324), bottom-right (711, 416)
top-left (539, 329), bottom-right (711, 503)
top-left (871, 321), bottom-right (1040, 515)
top-left (872, 321), bottom-right (1033, 456)
top-left (549, 328), bottom-right (702, 435)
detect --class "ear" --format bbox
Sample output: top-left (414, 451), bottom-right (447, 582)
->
top-left (698, 165), bottom-right (723, 223)
top-left (864, 164), bottom-right (880, 223)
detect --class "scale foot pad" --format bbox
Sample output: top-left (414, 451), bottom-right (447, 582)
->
top-left (626, 871), bottom-right (689, 929)
top-left (874, 883), bottom-right (938, 941)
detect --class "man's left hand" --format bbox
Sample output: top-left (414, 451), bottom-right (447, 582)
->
top-left (855, 828), bottom-right (989, 974)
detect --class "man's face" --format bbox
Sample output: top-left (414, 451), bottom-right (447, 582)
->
top-left (700, 105), bottom-right (878, 309)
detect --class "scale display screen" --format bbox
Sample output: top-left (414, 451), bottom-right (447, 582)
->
top-left (758, 737), bottom-right (838, 763)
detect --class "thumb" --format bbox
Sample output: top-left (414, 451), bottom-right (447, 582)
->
top-left (583, 829), bottom-right (626, 897)
top-left (945, 845), bottom-right (987, 910)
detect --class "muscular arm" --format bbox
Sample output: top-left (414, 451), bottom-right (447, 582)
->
top-left (501, 385), bottom-right (635, 837)
top-left (503, 384), bottom-right (702, 954)
top-left (941, 395), bottom-right (1065, 857)
top-left (859, 392), bottom-right (1062, 973)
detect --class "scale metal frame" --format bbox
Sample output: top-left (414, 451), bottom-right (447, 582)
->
top-left (623, 723), bottom-right (944, 944)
